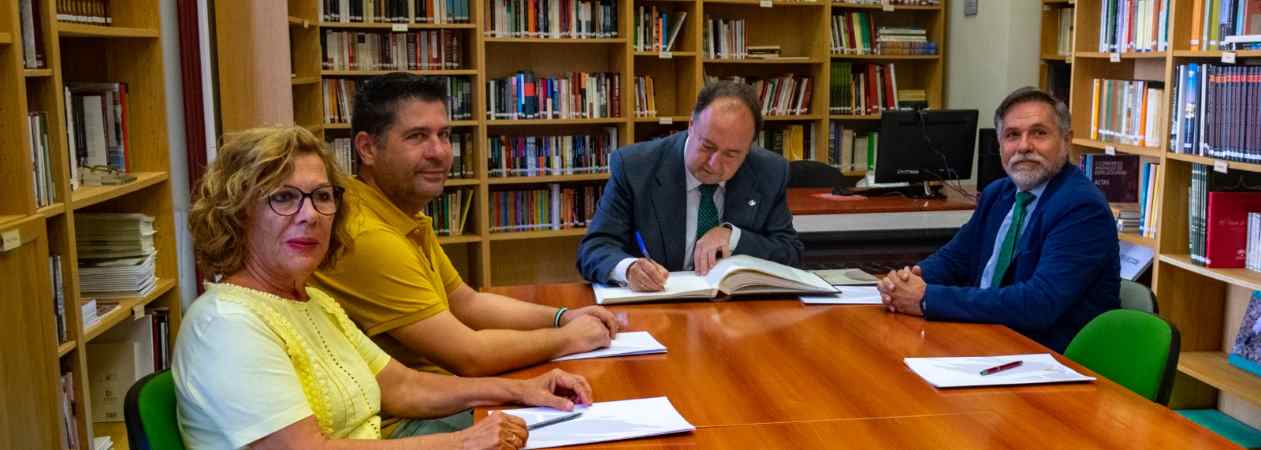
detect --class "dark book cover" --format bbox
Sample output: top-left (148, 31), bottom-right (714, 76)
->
top-left (1204, 191), bottom-right (1261, 267)
top-left (1087, 154), bottom-right (1140, 203)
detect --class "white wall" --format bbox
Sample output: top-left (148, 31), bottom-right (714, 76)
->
top-left (945, 0), bottom-right (1041, 130)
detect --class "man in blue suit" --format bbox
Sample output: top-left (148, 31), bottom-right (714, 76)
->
top-left (577, 81), bottom-right (803, 291)
top-left (877, 87), bottom-right (1119, 352)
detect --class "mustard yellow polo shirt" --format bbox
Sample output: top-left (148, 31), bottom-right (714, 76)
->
top-left (311, 177), bottom-right (463, 375)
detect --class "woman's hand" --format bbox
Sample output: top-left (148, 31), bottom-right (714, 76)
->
top-left (457, 413), bottom-right (528, 450)
top-left (515, 368), bottom-right (594, 411)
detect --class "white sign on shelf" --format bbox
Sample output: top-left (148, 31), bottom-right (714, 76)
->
top-left (659, 51), bottom-right (672, 59)
top-left (659, 117), bottom-right (674, 125)
top-left (391, 24), bottom-right (407, 32)
top-left (1105, 145), bottom-right (1117, 156)
top-left (0, 230), bottom-right (19, 252)
top-left (1214, 160), bottom-right (1229, 174)
top-left (760, 0), bottom-right (773, 7)
top-left (1109, 52), bottom-right (1121, 63)
top-left (1223, 51), bottom-right (1237, 64)
top-left (884, 3), bottom-right (896, 11)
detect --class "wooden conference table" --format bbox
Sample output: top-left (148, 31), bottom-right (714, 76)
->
top-left (479, 283), bottom-right (1236, 449)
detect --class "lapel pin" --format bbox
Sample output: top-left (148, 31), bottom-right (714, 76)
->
top-left (747, 199), bottom-right (757, 207)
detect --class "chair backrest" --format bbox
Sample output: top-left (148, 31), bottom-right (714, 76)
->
top-left (1119, 279), bottom-right (1159, 314)
top-left (125, 371), bottom-right (185, 450)
top-left (1064, 309), bottom-right (1180, 405)
top-left (788, 160), bottom-right (844, 188)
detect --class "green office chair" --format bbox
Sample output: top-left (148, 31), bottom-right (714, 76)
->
top-left (1064, 309), bottom-right (1180, 405)
top-left (1119, 279), bottom-right (1159, 314)
top-left (124, 371), bottom-right (186, 450)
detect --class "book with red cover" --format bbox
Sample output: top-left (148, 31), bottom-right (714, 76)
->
top-left (1205, 191), bottom-right (1261, 267)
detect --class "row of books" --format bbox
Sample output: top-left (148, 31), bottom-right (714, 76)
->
top-left (487, 130), bottom-right (617, 177)
top-left (19, 0), bottom-right (45, 69)
top-left (703, 16), bottom-right (750, 60)
top-left (323, 77), bottom-right (473, 124)
top-left (55, 0), bottom-right (110, 24)
top-left (1187, 0), bottom-right (1261, 51)
top-left (65, 82), bottom-right (132, 187)
top-left (827, 124), bottom-right (875, 173)
top-left (490, 183), bottom-right (603, 232)
top-left (75, 214), bottom-right (158, 299)
top-left (1096, 0), bottom-right (1171, 53)
top-left (1247, 212), bottom-right (1261, 272)
top-left (829, 62), bottom-right (904, 115)
top-left (830, 13), bottom-right (935, 56)
top-left (80, 297), bottom-right (118, 331)
top-left (321, 0), bottom-right (472, 24)
top-left (1088, 78), bottom-right (1164, 148)
top-left (328, 137), bottom-right (360, 175)
top-left (50, 255), bottom-right (68, 344)
top-left (486, 71), bottom-right (622, 120)
top-left (424, 189), bottom-right (474, 236)
top-left (706, 74), bottom-right (814, 116)
top-left (28, 112), bottom-right (56, 208)
top-left (58, 371), bottom-right (79, 450)
top-left (484, 0), bottom-right (619, 38)
top-left (1170, 64), bottom-right (1261, 163)
top-left (634, 75), bottom-right (659, 117)
top-left (835, 0), bottom-right (940, 5)
top-left (1055, 7), bottom-right (1074, 56)
top-left (634, 7), bottom-right (687, 53)
top-left (320, 30), bottom-right (465, 71)
top-left (756, 124), bottom-right (814, 161)
top-left (1189, 163), bottom-right (1261, 267)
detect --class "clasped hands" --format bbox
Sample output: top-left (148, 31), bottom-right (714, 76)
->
top-left (877, 265), bottom-right (927, 316)
top-left (627, 226), bottom-right (732, 292)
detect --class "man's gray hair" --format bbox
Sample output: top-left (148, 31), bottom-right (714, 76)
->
top-left (993, 87), bottom-right (1071, 138)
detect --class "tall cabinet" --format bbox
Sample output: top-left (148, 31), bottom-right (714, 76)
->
top-left (0, 1), bottom-right (181, 448)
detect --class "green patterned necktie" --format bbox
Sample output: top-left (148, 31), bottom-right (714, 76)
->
top-left (990, 191), bottom-right (1036, 288)
top-left (696, 184), bottom-right (720, 240)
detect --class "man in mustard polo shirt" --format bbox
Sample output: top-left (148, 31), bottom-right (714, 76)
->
top-left (311, 74), bottom-right (619, 383)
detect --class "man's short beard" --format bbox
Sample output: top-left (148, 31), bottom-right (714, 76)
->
top-left (1005, 151), bottom-right (1066, 191)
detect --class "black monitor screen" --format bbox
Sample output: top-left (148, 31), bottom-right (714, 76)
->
top-left (874, 110), bottom-right (979, 185)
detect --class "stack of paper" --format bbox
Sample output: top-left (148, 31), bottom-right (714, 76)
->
top-left (503, 397), bottom-right (694, 449)
top-left (800, 286), bottom-right (882, 305)
top-left (903, 353), bottom-right (1095, 388)
top-left (75, 214), bottom-right (157, 298)
top-left (553, 332), bottom-right (667, 361)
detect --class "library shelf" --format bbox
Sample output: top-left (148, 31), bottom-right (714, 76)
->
top-left (634, 51), bottom-right (698, 58)
top-left (291, 76), bottom-right (320, 86)
top-left (1041, 54), bottom-right (1070, 62)
top-left (1159, 254), bottom-right (1261, 292)
top-left (36, 203), bottom-right (65, 220)
top-left (1165, 153), bottom-right (1261, 175)
top-left (444, 178), bottom-right (481, 187)
top-left (765, 114), bottom-right (823, 121)
top-left (487, 173), bottom-right (610, 185)
top-left (1178, 352), bottom-right (1261, 407)
top-left (0, 32), bottom-right (11, 45)
top-left (1072, 138), bottom-right (1163, 158)
top-left (70, 172), bottom-right (168, 210)
top-left (482, 37), bottom-right (626, 44)
top-left (57, 23), bottom-right (159, 39)
top-left (634, 115), bottom-right (691, 123)
top-left (1172, 50), bottom-right (1261, 59)
top-left (23, 68), bottom-right (53, 77)
top-left (318, 21), bottom-right (477, 30)
top-left (831, 2), bottom-right (943, 10)
top-left (486, 118), bottom-right (625, 126)
top-left (1118, 231), bottom-right (1155, 248)
top-left (830, 114), bottom-right (881, 120)
top-left (437, 235), bottom-right (482, 245)
top-left (321, 69), bottom-right (478, 76)
top-left (706, 0), bottom-right (828, 6)
top-left (81, 278), bottom-right (176, 344)
top-left (830, 53), bottom-right (940, 60)
top-left (1073, 51), bottom-right (1167, 59)
top-left (57, 341), bottom-right (75, 358)
top-left (703, 57), bottom-right (823, 64)
top-left (488, 228), bottom-right (588, 241)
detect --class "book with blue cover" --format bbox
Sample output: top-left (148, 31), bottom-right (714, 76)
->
top-left (1228, 290), bottom-right (1261, 377)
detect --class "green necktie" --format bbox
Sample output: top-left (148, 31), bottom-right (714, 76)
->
top-left (990, 191), bottom-right (1036, 288)
top-left (696, 184), bottom-right (720, 240)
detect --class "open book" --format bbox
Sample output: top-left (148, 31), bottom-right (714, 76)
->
top-left (593, 255), bottom-right (836, 305)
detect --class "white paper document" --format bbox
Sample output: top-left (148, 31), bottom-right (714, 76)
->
top-left (553, 331), bottom-right (667, 361)
top-left (904, 353), bottom-right (1095, 388)
top-left (502, 396), bottom-right (695, 449)
top-left (800, 286), bottom-right (883, 304)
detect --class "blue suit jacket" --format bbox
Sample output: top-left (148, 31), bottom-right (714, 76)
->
top-left (577, 132), bottom-right (803, 284)
top-left (919, 163), bottom-right (1120, 352)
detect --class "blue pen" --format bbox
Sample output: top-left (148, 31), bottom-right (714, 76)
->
top-left (634, 231), bottom-right (652, 259)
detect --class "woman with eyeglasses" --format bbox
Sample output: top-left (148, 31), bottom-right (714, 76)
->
top-left (175, 126), bottom-right (590, 450)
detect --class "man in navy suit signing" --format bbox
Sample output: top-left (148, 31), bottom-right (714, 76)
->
top-left (577, 81), bottom-right (803, 291)
top-left (877, 87), bottom-right (1120, 352)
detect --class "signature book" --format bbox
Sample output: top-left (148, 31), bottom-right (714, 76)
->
top-left (592, 255), bottom-right (837, 305)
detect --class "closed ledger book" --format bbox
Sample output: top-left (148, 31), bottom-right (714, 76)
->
top-left (593, 255), bottom-right (837, 305)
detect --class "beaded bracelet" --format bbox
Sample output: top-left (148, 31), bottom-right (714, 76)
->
top-left (553, 307), bottom-right (569, 328)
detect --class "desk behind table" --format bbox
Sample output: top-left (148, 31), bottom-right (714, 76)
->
top-left (477, 283), bottom-right (1232, 450)
top-left (787, 188), bottom-right (976, 271)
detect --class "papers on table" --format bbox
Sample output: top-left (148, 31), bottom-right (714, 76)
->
top-left (904, 353), bottom-right (1095, 388)
top-left (553, 331), bottom-right (667, 361)
top-left (502, 397), bottom-right (695, 449)
top-left (800, 286), bottom-right (882, 304)
top-left (1119, 240), bottom-right (1155, 280)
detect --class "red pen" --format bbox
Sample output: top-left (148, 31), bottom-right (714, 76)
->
top-left (979, 360), bottom-right (1023, 376)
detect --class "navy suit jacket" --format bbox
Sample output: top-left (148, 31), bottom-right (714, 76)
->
top-left (577, 132), bottom-right (803, 284)
top-left (919, 163), bottom-right (1120, 352)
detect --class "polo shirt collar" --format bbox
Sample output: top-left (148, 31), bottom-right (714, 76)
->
top-left (346, 176), bottom-right (428, 234)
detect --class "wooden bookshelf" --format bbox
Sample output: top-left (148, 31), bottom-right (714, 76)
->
top-left (0, 1), bottom-right (184, 448)
top-left (266, 0), bottom-right (946, 286)
top-left (1062, 0), bottom-right (1261, 434)
top-left (1038, 0), bottom-right (1073, 100)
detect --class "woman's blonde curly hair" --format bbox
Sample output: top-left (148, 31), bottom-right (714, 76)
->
top-left (189, 126), bottom-right (352, 278)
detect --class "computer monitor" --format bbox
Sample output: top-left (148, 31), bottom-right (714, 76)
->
top-left (872, 110), bottom-right (979, 196)
top-left (976, 128), bottom-right (1007, 193)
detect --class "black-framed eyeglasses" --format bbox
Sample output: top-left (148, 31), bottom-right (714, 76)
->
top-left (266, 185), bottom-right (344, 216)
